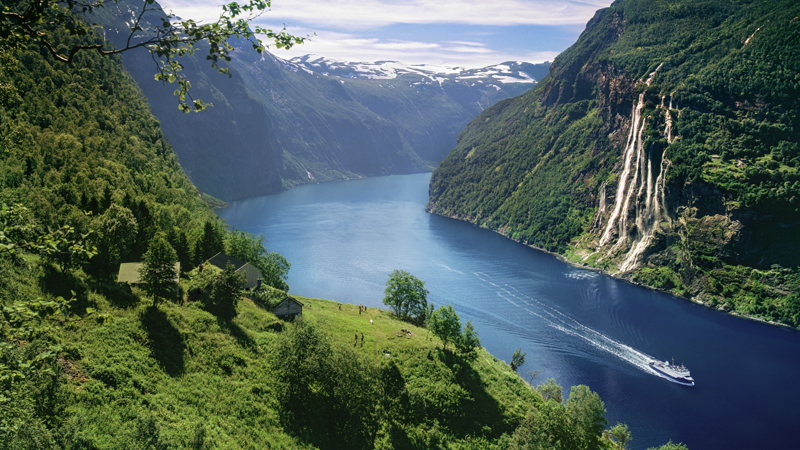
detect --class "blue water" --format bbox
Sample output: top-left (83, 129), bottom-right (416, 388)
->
top-left (217, 172), bottom-right (800, 450)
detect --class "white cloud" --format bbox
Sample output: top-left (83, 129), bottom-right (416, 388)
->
top-left (446, 45), bottom-right (494, 54)
top-left (157, 0), bottom-right (611, 68)
top-left (373, 41), bottom-right (441, 50)
top-left (446, 41), bottom-right (491, 47)
top-left (263, 29), bottom-right (559, 68)
top-left (160, 0), bottom-right (611, 28)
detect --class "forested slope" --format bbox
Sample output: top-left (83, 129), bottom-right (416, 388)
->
top-left (0, 28), bottom-right (218, 271)
top-left (428, 0), bottom-right (800, 326)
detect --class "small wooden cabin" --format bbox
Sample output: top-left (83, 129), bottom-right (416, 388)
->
top-left (274, 297), bottom-right (304, 320)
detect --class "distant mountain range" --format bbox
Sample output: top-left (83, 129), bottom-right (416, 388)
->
top-left (95, 1), bottom-right (549, 201)
top-left (289, 55), bottom-right (548, 85)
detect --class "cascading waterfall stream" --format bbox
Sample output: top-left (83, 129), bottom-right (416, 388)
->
top-left (595, 64), bottom-right (676, 273)
top-left (597, 93), bottom-right (647, 249)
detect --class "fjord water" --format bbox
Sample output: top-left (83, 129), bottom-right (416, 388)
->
top-left (217, 173), bottom-right (799, 450)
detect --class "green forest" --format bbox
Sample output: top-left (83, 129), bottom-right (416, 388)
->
top-left (427, 0), bottom-right (800, 327)
top-left (0, 2), bottom-right (691, 449)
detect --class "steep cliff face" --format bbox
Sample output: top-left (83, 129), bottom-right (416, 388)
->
top-left (428, 0), bottom-right (800, 326)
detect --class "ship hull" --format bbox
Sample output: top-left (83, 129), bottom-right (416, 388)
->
top-left (649, 362), bottom-right (695, 386)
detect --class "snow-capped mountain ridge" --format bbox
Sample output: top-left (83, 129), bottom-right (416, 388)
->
top-left (287, 54), bottom-right (550, 85)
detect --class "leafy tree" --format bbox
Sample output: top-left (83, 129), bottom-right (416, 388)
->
top-left (566, 385), bottom-right (608, 450)
top-left (90, 204), bottom-right (137, 277)
top-left (225, 229), bottom-right (290, 291)
top-left (261, 251), bottom-right (290, 292)
top-left (510, 347), bottom-right (526, 372)
top-left (0, 0), bottom-right (304, 112)
top-left (428, 304), bottom-right (461, 350)
top-left (206, 262), bottom-right (245, 319)
top-left (510, 400), bottom-right (577, 450)
top-left (274, 319), bottom-right (379, 449)
top-left (139, 235), bottom-right (178, 307)
top-left (382, 270), bottom-right (429, 322)
top-left (605, 422), bottom-right (632, 450)
top-left (0, 206), bottom-right (103, 434)
top-left (455, 320), bottom-right (481, 357)
top-left (224, 229), bottom-right (265, 266)
top-left (537, 378), bottom-right (563, 404)
top-left (1, 204), bottom-right (96, 272)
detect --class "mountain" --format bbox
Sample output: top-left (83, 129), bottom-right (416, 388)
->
top-left (92, 1), bottom-right (547, 201)
top-left (288, 55), bottom-right (548, 85)
top-left (427, 0), bottom-right (800, 327)
top-left (290, 56), bottom-right (550, 164)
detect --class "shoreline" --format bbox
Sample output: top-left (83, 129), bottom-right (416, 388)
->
top-left (426, 208), bottom-right (797, 332)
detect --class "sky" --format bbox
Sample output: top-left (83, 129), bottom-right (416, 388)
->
top-left (159, 0), bottom-right (614, 68)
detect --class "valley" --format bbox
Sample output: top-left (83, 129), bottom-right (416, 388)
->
top-left (2, 0), bottom-right (799, 448)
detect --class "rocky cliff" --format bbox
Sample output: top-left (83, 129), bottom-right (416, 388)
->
top-left (428, 0), bottom-right (800, 327)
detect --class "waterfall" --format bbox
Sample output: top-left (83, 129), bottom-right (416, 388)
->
top-left (597, 93), bottom-right (647, 248)
top-left (619, 156), bottom-right (671, 273)
top-left (595, 63), bottom-right (675, 273)
top-left (589, 182), bottom-right (608, 231)
top-left (664, 95), bottom-right (675, 144)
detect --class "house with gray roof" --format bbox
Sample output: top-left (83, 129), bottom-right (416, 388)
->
top-left (273, 296), bottom-right (303, 320)
top-left (206, 252), bottom-right (263, 290)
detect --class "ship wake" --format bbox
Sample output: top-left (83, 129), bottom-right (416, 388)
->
top-left (474, 272), bottom-right (658, 376)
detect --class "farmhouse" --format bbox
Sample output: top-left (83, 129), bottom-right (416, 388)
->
top-left (274, 297), bottom-right (304, 320)
top-left (206, 252), bottom-right (263, 290)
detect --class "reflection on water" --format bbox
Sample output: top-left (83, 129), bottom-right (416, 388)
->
top-left (218, 173), bottom-right (800, 450)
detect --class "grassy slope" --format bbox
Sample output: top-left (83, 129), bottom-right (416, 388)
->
top-left (51, 277), bottom-right (538, 449)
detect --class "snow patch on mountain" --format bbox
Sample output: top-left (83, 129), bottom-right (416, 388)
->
top-left (285, 54), bottom-right (550, 86)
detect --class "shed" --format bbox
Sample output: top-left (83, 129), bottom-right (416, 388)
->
top-left (117, 262), bottom-right (180, 285)
top-left (273, 297), bottom-right (304, 320)
top-left (207, 252), bottom-right (263, 290)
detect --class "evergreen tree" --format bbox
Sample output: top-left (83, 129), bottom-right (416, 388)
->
top-left (99, 184), bottom-right (113, 213)
top-left (199, 220), bottom-right (224, 263)
top-left (166, 226), bottom-right (191, 273)
top-left (139, 235), bottom-right (178, 307)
